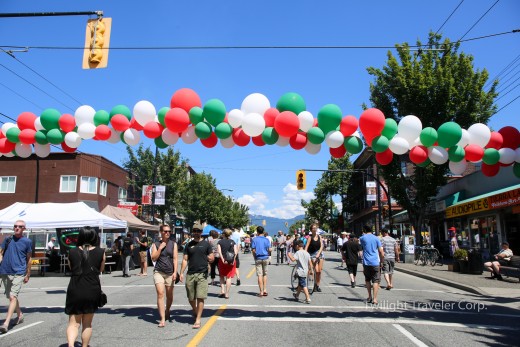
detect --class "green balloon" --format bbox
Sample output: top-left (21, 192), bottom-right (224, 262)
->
top-left (46, 129), bottom-right (65, 144)
top-left (448, 145), bottom-right (465, 162)
top-left (416, 158), bottom-right (431, 167)
top-left (110, 105), bottom-right (131, 121)
top-left (120, 132), bottom-right (127, 144)
top-left (40, 108), bottom-right (61, 130)
top-left (381, 118), bottom-right (398, 139)
top-left (344, 136), bottom-right (363, 154)
top-left (483, 148), bottom-right (500, 165)
top-left (276, 92), bottom-right (306, 114)
top-left (437, 122), bottom-right (462, 148)
top-left (371, 135), bottom-right (390, 153)
top-left (215, 122), bottom-right (233, 139)
top-left (307, 127), bottom-right (325, 144)
top-left (194, 121), bottom-right (212, 139)
top-left (262, 127), bottom-right (279, 145)
top-left (157, 107), bottom-right (170, 127)
top-left (6, 127), bottom-right (21, 143)
top-left (154, 136), bottom-right (168, 149)
top-left (93, 110), bottom-right (110, 126)
top-left (420, 127), bottom-right (438, 147)
top-left (317, 104), bottom-right (342, 134)
top-left (203, 99), bottom-right (226, 126)
top-left (35, 130), bottom-right (49, 145)
top-left (189, 107), bottom-right (204, 125)
top-left (513, 163), bottom-right (520, 179)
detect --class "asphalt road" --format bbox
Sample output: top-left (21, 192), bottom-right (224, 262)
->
top-left (1, 251), bottom-right (519, 346)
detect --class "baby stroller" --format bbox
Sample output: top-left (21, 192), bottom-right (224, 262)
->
top-left (243, 242), bottom-right (251, 254)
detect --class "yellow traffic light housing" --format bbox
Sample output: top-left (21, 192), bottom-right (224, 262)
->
top-left (296, 170), bottom-right (306, 190)
top-left (83, 17), bottom-right (111, 69)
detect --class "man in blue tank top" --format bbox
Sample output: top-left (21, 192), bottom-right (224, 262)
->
top-left (360, 225), bottom-right (384, 305)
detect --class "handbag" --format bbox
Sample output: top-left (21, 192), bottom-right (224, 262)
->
top-left (225, 250), bottom-right (235, 264)
top-left (98, 291), bottom-right (107, 307)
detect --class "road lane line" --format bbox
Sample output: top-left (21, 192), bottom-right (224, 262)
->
top-left (393, 324), bottom-right (428, 346)
top-left (246, 266), bottom-right (256, 279)
top-left (0, 321), bottom-right (44, 338)
top-left (186, 304), bottom-right (227, 347)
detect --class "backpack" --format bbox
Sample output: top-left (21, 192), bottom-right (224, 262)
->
top-left (122, 237), bottom-right (132, 256)
top-left (224, 241), bottom-right (235, 263)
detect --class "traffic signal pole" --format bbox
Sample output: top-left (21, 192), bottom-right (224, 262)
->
top-left (0, 11), bottom-right (103, 18)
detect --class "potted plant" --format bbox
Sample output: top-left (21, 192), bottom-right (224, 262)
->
top-left (453, 249), bottom-right (469, 274)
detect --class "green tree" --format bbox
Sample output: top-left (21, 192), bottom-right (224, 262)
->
top-left (367, 32), bottom-right (498, 243)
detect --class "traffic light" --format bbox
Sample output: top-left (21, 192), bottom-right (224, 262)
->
top-left (83, 17), bottom-right (112, 69)
top-left (296, 170), bottom-right (306, 190)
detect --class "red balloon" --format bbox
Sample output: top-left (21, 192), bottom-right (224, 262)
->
top-left (111, 114), bottom-right (130, 132)
top-left (263, 108), bottom-right (279, 127)
top-left (464, 144), bottom-right (484, 162)
top-left (59, 114), bottom-right (76, 132)
top-left (17, 112), bottom-right (37, 130)
top-left (359, 108), bottom-right (385, 139)
top-left (340, 115), bottom-right (358, 137)
top-left (0, 132), bottom-right (4, 139)
top-left (498, 126), bottom-right (520, 149)
top-left (143, 122), bottom-right (164, 139)
top-left (18, 129), bottom-right (36, 145)
top-left (94, 125), bottom-right (112, 141)
top-left (289, 132), bottom-right (307, 150)
top-left (330, 145), bottom-right (347, 158)
top-left (312, 118), bottom-right (318, 127)
top-left (409, 145), bottom-right (428, 164)
top-left (201, 132), bottom-right (218, 148)
top-left (0, 138), bottom-right (16, 153)
top-left (61, 142), bottom-right (77, 153)
top-left (481, 163), bottom-right (500, 177)
top-left (376, 149), bottom-right (393, 165)
top-left (486, 131), bottom-right (503, 149)
top-left (223, 113), bottom-right (229, 123)
top-left (232, 128), bottom-right (250, 147)
top-left (252, 135), bottom-right (266, 147)
top-left (274, 111), bottom-right (299, 138)
top-left (170, 88), bottom-right (202, 113)
top-left (165, 108), bottom-right (190, 133)
top-left (130, 118), bottom-right (144, 131)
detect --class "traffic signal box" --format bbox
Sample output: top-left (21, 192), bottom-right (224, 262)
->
top-left (83, 17), bottom-right (112, 69)
top-left (296, 170), bottom-right (306, 190)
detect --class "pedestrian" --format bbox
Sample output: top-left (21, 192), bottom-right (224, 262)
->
top-left (231, 228), bottom-right (242, 286)
top-left (338, 232), bottom-right (348, 267)
top-left (341, 233), bottom-right (362, 288)
top-left (121, 232), bottom-right (134, 278)
top-left (337, 233), bottom-right (344, 254)
top-left (217, 229), bottom-right (238, 299)
top-left (287, 240), bottom-right (313, 304)
top-left (251, 226), bottom-right (271, 296)
top-left (265, 232), bottom-right (273, 265)
top-left (276, 230), bottom-right (287, 265)
top-left (304, 223), bottom-right (324, 292)
top-left (360, 225), bottom-right (384, 305)
top-left (136, 230), bottom-right (149, 276)
top-left (286, 235), bottom-right (294, 263)
top-left (150, 224), bottom-right (178, 327)
top-left (0, 220), bottom-right (32, 334)
top-left (484, 242), bottom-right (513, 280)
top-left (448, 227), bottom-right (459, 257)
top-left (65, 227), bottom-right (105, 347)
top-left (381, 229), bottom-right (399, 290)
top-left (208, 230), bottom-right (220, 286)
top-left (179, 222), bottom-right (214, 329)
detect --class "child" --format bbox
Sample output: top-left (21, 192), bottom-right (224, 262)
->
top-left (288, 240), bottom-right (313, 304)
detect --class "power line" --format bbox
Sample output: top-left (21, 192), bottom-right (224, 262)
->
top-left (496, 73), bottom-right (520, 94)
top-left (485, 53), bottom-right (520, 89)
top-left (435, 0), bottom-right (465, 35)
top-left (0, 81), bottom-right (44, 109)
top-left (495, 81), bottom-right (520, 101)
top-left (458, 0), bottom-right (500, 41)
top-left (494, 94), bottom-right (520, 115)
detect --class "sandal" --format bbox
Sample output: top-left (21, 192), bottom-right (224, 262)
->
top-left (16, 315), bottom-right (24, 325)
top-left (192, 323), bottom-right (201, 329)
top-left (263, 292), bottom-right (268, 296)
top-left (366, 298), bottom-right (373, 304)
top-left (218, 293), bottom-right (226, 298)
top-left (0, 324), bottom-right (8, 334)
top-left (157, 322), bottom-right (165, 328)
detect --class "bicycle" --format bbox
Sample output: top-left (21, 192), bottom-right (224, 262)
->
top-left (291, 262), bottom-right (316, 295)
top-left (426, 247), bottom-right (444, 266)
top-left (413, 247), bottom-right (428, 266)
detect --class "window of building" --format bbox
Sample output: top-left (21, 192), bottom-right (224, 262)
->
top-left (60, 175), bottom-right (77, 193)
top-left (80, 176), bottom-right (98, 194)
top-left (118, 187), bottom-right (127, 201)
top-left (0, 176), bottom-right (16, 193)
top-left (100, 179), bottom-right (108, 196)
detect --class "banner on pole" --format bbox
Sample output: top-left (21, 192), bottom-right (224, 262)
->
top-left (155, 185), bottom-right (166, 205)
top-left (366, 182), bottom-right (377, 201)
top-left (142, 185), bottom-right (153, 205)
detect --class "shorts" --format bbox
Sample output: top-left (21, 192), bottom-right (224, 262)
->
top-left (310, 252), bottom-right (324, 260)
top-left (382, 259), bottom-right (395, 274)
top-left (153, 270), bottom-right (174, 287)
top-left (139, 251), bottom-right (147, 263)
top-left (235, 254), bottom-right (240, 268)
top-left (255, 259), bottom-right (269, 276)
top-left (363, 265), bottom-right (381, 284)
top-left (1, 274), bottom-right (24, 298)
top-left (298, 276), bottom-right (307, 288)
top-left (346, 264), bottom-right (358, 276)
top-left (185, 273), bottom-right (208, 301)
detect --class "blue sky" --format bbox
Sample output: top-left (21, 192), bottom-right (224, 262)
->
top-left (1, 1), bottom-right (519, 220)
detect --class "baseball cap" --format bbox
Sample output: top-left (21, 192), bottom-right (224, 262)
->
top-left (192, 222), bottom-right (203, 230)
top-left (341, 231), bottom-right (347, 235)
top-left (448, 227), bottom-right (456, 231)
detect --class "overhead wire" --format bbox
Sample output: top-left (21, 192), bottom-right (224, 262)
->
top-left (484, 53), bottom-right (520, 89)
top-left (434, 0), bottom-right (465, 35)
top-left (457, 0), bottom-right (500, 41)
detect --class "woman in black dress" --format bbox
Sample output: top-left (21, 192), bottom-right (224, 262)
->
top-left (65, 227), bottom-right (105, 347)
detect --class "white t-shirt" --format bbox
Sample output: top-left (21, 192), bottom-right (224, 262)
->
top-left (337, 237), bottom-right (344, 248)
top-left (294, 249), bottom-right (311, 277)
top-left (266, 236), bottom-right (273, 247)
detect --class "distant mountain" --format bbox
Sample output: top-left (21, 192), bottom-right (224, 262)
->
top-left (249, 214), bottom-right (304, 234)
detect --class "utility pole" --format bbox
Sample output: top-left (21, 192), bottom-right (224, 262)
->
top-left (150, 146), bottom-right (159, 225)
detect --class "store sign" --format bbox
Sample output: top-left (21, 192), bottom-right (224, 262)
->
top-left (118, 202), bottom-right (138, 215)
top-left (445, 198), bottom-right (489, 218)
top-left (487, 187), bottom-right (520, 209)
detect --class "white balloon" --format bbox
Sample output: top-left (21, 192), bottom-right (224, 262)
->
top-left (1, 122), bottom-right (16, 136)
top-left (410, 137), bottom-right (422, 149)
top-left (498, 148), bottom-right (516, 165)
top-left (133, 100), bottom-right (157, 126)
top-left (3, 151), bottom-right (14, 157)
top-left (325, 131), bottom-right (344, 148)
top-left (457, 129), bottom-right (470, 147)
top-left (468, 123), bottom-right (491, 147)
top-left (77, 123), bottom-right (96, 139)
top-left (388, 135), bottom-right (410, 155)
top-left (298, 111), bottom-right (314, 132)
top-left (64, 132), bottom-right (82, 148)
top-left (107, 129), bottom-right (121, 144)
top-left (123, 128), bottom-right (140, 146)
top-left (428, 146), bottom-right (449, 165)
top-left (33, 117), bottom-right (45, 131)
top-left (74, 105), bottom-right (96, 126)
top-left (162, 129), bottom-right (179, 145)
top-left (241, 113), bottom-right (266, 137)
top-left (15, 143), bottom-right (32, 158)
top-left (515, 148), bottom-right (520, 163)
top-left (34, 143), bottom-right (51, 158)
top-left (276, 136), bottom-right (290, 147)
top-left (228, 109), bottom-right (244, 129)
top-left (352, 131), bottom-right (361, 138)
top-left (398, 115), bottom-right (422, 142)
top-left (449, 159), bottom-right (468, 175)
top-left (220, 137), bottom-right (235, 148)
top-left (241, 93), bottom-right (270, 115)
top-left (181, 126), bottom-right (198, 144)
top-left (304, 142), bottom-right (321, 154)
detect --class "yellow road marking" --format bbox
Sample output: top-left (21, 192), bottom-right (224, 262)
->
top-left (186, 304), bottom-right (227, 347)
top-left (246, 266), bottom-right (256, 279)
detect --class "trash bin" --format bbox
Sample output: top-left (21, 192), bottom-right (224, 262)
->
top-left (467, 248), bottom-right (483, 275)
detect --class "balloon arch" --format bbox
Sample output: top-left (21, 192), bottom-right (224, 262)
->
top-left (1, 88), bottom-right (519, 179)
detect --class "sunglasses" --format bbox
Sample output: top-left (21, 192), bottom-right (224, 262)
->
top-left (162, 230), bottom-right (171, 233)
top-left (13, 225), bottom-right (25, 229)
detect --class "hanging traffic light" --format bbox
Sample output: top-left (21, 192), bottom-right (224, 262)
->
top-left (296, 170), bottom-right (306, 190)
top-left (83, 17), bottom-right (112, 69)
